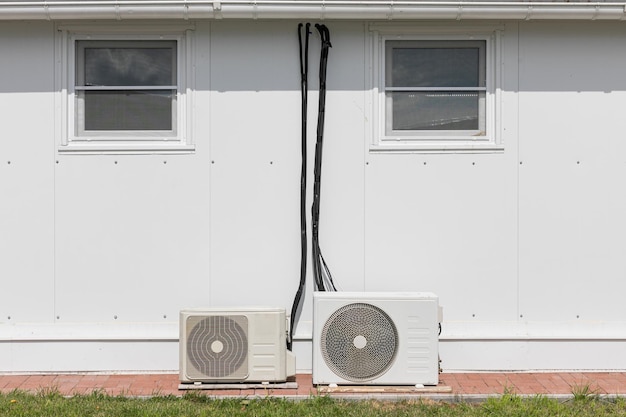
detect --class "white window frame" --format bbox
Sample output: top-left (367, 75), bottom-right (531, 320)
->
top-left (55, 24), bottom-right (195, 154)
top-left (369, 24), bottom-right (503, 153)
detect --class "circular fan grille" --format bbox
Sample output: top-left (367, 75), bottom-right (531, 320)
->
top-left (186, 315), bottom-right (248, 379)
top-left (320, 303), bottom-right (398, 382)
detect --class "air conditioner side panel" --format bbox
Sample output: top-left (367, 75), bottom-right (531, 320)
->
top-left (313, 292), bottom-right (439, 386)
top-left (247, 310), bottom-right (289, 382)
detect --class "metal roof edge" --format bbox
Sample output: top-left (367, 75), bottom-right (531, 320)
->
top-left (0, 1), bottom-right (626, 21)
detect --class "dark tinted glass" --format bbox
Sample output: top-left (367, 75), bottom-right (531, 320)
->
top-left (83, 90), bottom-right (173, 131)
top-left (81, 42), bottom-right (175, 87)
top-left (391, 91), bottom-right (481, 131)
top-left (389, 42), bottom-right (483, 88)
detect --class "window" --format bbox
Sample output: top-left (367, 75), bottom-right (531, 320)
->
top-left (56, 25), bottom-right (194, 153)
top-left (385, 40), bottom-right (486, 136)
top-left (371, 26), bottom-right (502, 152)
top-left (76, 40), bottom-right (177, 136)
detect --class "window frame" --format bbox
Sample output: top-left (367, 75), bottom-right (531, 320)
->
top-left (74, 39), bottom-right (179, 139)
top-left (56, 24), bottom-right (195, 154)
top-left (370, 25), bottom-right (503, 153)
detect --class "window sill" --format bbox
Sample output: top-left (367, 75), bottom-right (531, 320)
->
top-left (370, 142), bottom-right (504, 154)
top-left (58, 142), bottom-right (195, 155)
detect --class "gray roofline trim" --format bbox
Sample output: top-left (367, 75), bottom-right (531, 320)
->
top-left (1, 0), bottom-right (626, 20)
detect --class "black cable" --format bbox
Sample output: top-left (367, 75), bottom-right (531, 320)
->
top-left (288, 23), bottom-right (310, 351)
top-left (311, 23), bottom-right (336, 292)
top-left (289, 23), bottom-right (336, 349)
top-left (311, 24), bottom-right (324, 291)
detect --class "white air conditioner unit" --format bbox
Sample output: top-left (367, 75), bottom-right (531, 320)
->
top-left (180, 308), bottom-right (296, 383)
top-left (313, 292), bottom-right (440, 386)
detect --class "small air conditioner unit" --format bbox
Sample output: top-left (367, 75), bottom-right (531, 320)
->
top-left (313, 292), bottom-right (440, 386)
top-left (180, 307), bottom-right (296, 383)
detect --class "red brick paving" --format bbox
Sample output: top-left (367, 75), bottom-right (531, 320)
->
top-left (439, 372), bottom-right (626, 396)
top-left (0, 372), bottom-right (625, 398)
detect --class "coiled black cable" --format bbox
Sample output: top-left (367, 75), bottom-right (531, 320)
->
top-left (289, 23), bottom-right (336, 350)
top-left (288, 23), bottom-right (310, 351)
top-left (311, 24), bottom-right (336, 293)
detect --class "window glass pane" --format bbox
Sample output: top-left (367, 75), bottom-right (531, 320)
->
top-left (388, 41), bottom-right (484, 88)
top-left (80, 41), bottom-right (176, 86)
top-left (82, 90), bottom-right (174, 131)
top-left (390, 91), bottom-right (484, 131)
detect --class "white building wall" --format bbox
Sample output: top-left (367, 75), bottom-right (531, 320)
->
top-left (0, 22), bottom-right (56, 324)
top-left (517, 22), bottom-right (626, 323)
top-left (208, 20), bottom-right (305, 309)
top-left (1, 19), bottom-right (626, 373)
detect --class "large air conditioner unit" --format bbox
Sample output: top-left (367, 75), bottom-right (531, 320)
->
top-left (313, 292), bottom-right (440, 386)
top-left (180, 308), bottom-right (296, 384)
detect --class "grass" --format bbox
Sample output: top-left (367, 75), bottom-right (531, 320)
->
top-left (570, 382), bottom-right (601, 402)
top-left (1, 390), bottom-right (626, 417)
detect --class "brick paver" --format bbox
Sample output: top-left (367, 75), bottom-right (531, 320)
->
top-left (0, 372), bottom-right (625, 398)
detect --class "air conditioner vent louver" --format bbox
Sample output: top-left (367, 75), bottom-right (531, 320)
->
top-left (321, 303), bottom-right (398, 382)
top-left (180, 308), bottom-right (296, 383)
top-left (186, 315), bottom-right (248, 380)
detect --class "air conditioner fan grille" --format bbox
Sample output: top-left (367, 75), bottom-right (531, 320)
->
top-left (186, 315), bottom-right (248, 380)
top-left (320, 303), bottom-right (398, 382)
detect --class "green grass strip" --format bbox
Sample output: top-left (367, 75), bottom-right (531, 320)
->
top-left (1, 390), bottom-right (626, 417)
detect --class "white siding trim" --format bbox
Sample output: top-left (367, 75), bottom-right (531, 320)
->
top-left (2, 1), bottom-right (626, 21)
top-left (0, 323), bottom-right (178, 342)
